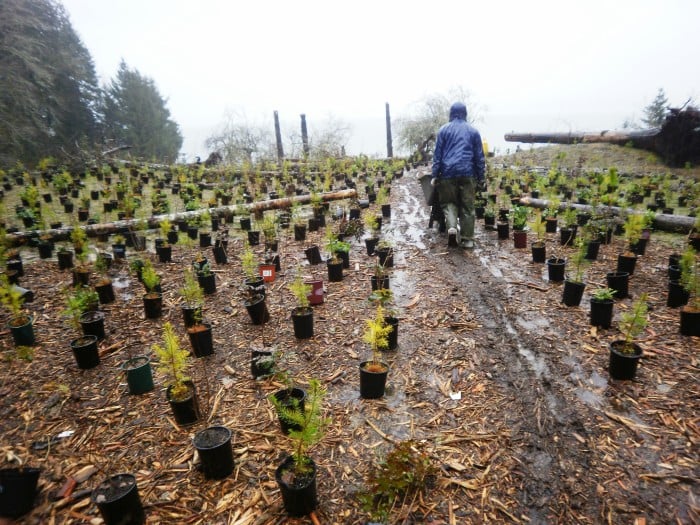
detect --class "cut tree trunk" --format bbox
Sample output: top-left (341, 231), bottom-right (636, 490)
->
top-left (6, 189), bottom-right (358, 246)
top-left (516, 197), bottom-right (695, 234)
top-left (505, 106), bottom-right (700, 167)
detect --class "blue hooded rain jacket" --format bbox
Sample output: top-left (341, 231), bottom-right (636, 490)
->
top-left (431, 102), bottom-right (486, 181)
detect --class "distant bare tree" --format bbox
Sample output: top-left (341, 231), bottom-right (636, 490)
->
top-left (284, 114), bottom-right (351, 160)
top-left (205, 110), bottom-right (275, 164)
top-left (309, 114), bottom-right (351, 159)
top-left (396, 86), bottom-right (484, 160)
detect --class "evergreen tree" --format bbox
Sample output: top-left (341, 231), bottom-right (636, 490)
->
top-left (102, 61), bottom-right (183, 163)
top-left (0, 0), bottom-right (101, 167)
top-left (642, 88), bottom-right (669, 128)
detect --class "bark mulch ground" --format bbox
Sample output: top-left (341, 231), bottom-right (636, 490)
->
top-left (1, 144), bottom-right (698, 524)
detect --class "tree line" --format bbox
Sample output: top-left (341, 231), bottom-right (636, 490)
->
top-left (0, 0), bottom-right (182, 168)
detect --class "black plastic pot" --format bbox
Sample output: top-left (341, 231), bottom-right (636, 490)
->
top-left (546, 258), bottom-right (566, 282)
top-left (167, 230), bottom-right (179, 245)
top-left (198, 273), bottom-right (216, 295)
top-left (294, 224), bottom-right (307, 241)
top-left (143, 293), bottom-right (163, 319)
top-left (181, 306), bottom-right (203, 328)
top-left (275, 456), bottom-right (318, 517)
top-left (291, 307), bottom-right (314, 339)
top-left (0, 467), bottom-right (41, 518)
top-left (562, 280), bottom-right (586, 307)
top-left (513, 230), bottom-right (527, 248)
top-left (199, 232), bottom-right (212, 248)
top-left (80, 310), bottom-right (105, 341)
top-left (606, 271), bottom-right (629, 300)
top-left (167, 383), bottom-right (200, 426)
top-left (583, 239), bottom-right (600, 261)
top-left (616, 253), bottom-right (638, 276)
top-left (381, 203), bottom-right (391, 218)
top-left (365, 237), bottom-right (379, 256)
top-left (531, 242), bottom-right (546, 263)
top-left (70, 335), bottom-right (100, 369)
top-left (273, 387), bottom-right (306, 434)
top-left (193, 426), bottom-right (234, 480)
top-left (560, 227), bottom-right (577, 246)
top-left (187, 323), bottom-right (214, 357)
top-left (37, 241), bottom-right (53, 259)
top-left (244, 294), bottom-right (270, 325)
top-left (668, 265), bottom-right (681, 281)
top-left (385, 316), bottom-right (399, 350)
top-left (327, 259), bottom-right (344, 282)
top-left (496, 222), bottom-right (509, 240)
top-left (247, 230), bottom-right (260, 245)
top-left (667, 280), bottom-right (689, 308)
top-left (95, 281), bottom-right (115, 304)
top-left (123, 356), bottom-right (154, 395)
top-left (609, 341), bottom-right (642, 380)
top-left (360, 361), bottom-right (389, 399)
top-left (335, 249), bottom-right (350, 269)
top-left (91, 473), bottom-right (145, 525)
top-left (212, 245), bottom-right (228, 264)
top-left (72, 268), bottom-right (90, 287)
top-left (376, 247), bottom-right (394, 268)
top-left (240, 217), bottom-right (251, 231)
top-left (630, 238), bottom-right (648, 256)
top-left (156, 245), bottom-right (172, 263)
top-left (545, 217), bottom-right (558, 233)
top-left (305, 245), bottom-right (323, 265)
top-left (244, 276), bottom-right (266, 298)
top-left (9, 315), bottom-right (35, 347)
top-left (590, 298), bottom-right (614, 328)
top-left (57, 250), bottom-right (74, 270)
top-left (680, 307), bottom-right (700, 336)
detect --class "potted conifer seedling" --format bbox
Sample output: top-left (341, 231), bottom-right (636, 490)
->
top-left (156, 218), bottom-right (172, 263)
top-left (153, 322), bottom-right (200, 425)
top-left (241, 243), bottom-right (269, 325)
top-left (140, 260), bottom-right (162, 319)
top-left (590, 287), bottom-right (616, 328)
top-left (360, 304), bottom-right (392, 398)
top-left (179, 269), bottom-right (213, 357)
top-left (271, 379), bottom-right (328, 517)
top-left (511, 205), bottom-right (529, 248)
top-left (529, 209), bottom-right (547, 263)
top-left (679, 247), bottom-right (699, 336)
top-left (289, 270), bottom-right (313, 339)
top-left (0, 274), bottom-right (35, 347)
top-left (562, 238), bottom-right (589, 307)
top-left (64, 285), bottom-right (102, 368)
top-left (609, 293), bottom-right (648, 380)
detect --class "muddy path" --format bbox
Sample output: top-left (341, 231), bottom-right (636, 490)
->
top-left (381, 170), bottom-right (698, 524)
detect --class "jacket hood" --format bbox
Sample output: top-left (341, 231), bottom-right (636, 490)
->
top-left (449, 102), bottom-right (467, 121)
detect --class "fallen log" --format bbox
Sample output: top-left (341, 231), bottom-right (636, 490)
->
top-left (505, 106), bottom-right (700, 167)
top-left (518, 196), bottom-right (695, 234)
top-left (6, 189), bottom-right (358, 246)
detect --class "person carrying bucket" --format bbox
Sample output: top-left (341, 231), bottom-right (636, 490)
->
top-left (430, 102), bottom-right (486, 249)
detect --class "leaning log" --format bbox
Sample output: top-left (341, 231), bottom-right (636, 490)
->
top-left (6, 189), bottom-right (358, 246)
top-left (505, 106), bottom-right (700, 167)
top-left (518, 196), bottom-right (695, 234)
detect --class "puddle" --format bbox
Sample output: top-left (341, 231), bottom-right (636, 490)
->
top-left (575, 387), bottom-right (604, 408)
top-left (515, 315), bottom-right (550, 332)
top-left (112, 276), bottom-right (131, 289)
top-left (479, 255), bottom-right (503, 278)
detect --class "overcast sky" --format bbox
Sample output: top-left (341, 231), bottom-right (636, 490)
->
top-left (61, 0), bottom-right (699, 160)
